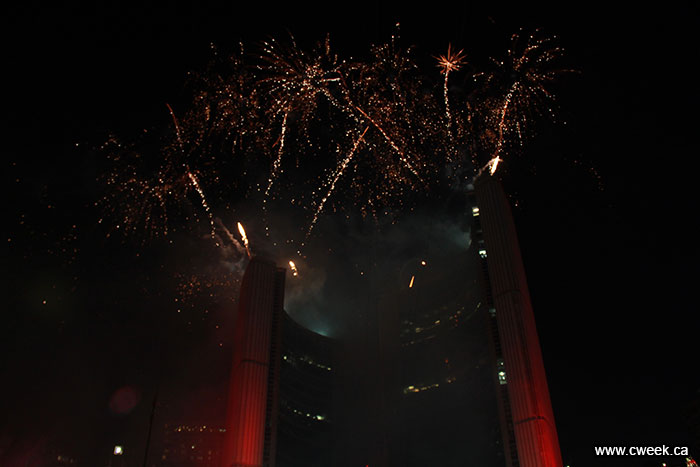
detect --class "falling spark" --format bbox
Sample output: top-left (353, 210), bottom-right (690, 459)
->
top-left (344, 102), bottom-right (423, 182)
top-left (409, 275), bottom-right (415, 288)
top-left (288, 260), bottom-right (298, 276)
top-left (265, 110), bottom-right (289, 197)
top-left (306, 126), bottom-right (369, 239)
top-left (166, 103), bottom-right (184, 148)
top-left (98, 29), bottom-right (570, 252)
top-left (187, 172), bottom-right (216, 239)
top-left (237, 222), bottom-right (251, 258)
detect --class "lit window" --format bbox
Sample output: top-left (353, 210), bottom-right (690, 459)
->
top-left (472, 206), bottom-right (480, 216)
top-left (478, 249), bottom-right (487, 258)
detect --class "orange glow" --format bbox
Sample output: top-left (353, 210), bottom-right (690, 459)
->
top-left (288, 260), bottom-right (298, 276)
top-left (237, 222), bottom-right (251, 257)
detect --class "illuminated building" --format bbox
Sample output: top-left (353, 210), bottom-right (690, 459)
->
top-left (472, 174), bottom-right (563, 467)
top-left (276, 312), bottom-right (336, 466)
top-left (159, 423), bottom-right (226, 466)
top-left (221, 176), bottom-right (560, 467)
top-left (395, 227), bottom-right (502, 466)
top-left (222, 258), bottom-right (286, 467)
top-left (221, 257), bottom-right (337, 467)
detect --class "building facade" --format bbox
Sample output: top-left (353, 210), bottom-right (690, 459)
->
top-left (276, 312), bottom-right (336, 466)
top-left (222, 258), bottom-right (285, 467)
top-left (472, 174), bottom-right (563, 467)
top-left (222, 258), bottom-right (337, 467)
top-left (222, 175), bottom-right (562, 466)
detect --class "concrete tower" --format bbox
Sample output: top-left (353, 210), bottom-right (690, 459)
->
top-left (473, 174), bottom-right (562, 467)
top-left (222, 258), bottom-right (286, 467)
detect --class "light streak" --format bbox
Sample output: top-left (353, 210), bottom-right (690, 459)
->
top-left (288, 260), bottom-right (298, 276)
top-left (409, 275), bottom-right (415, 288)
top-left (489, 156), bottom-right (501, 175)
top-left (237, 222), bottom-right (251, 258)
top-left (166, 103), bottom-right (183, 148)
top-left (98, 29), bottom-right (569, 250)
top-left (187, 172), bottom-right (216, 239)
top-left (265, 110), bottom-right (288, 197)
top-left (435, 45), bottom-right (466, 152)
top-left (306, 126), bottom-right (369, 239)
top-left (216, 219), bottom-right (245, 253)
top-left (344, 101), bottom-right (423, 183)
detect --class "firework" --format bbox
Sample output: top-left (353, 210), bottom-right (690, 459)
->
top-left (306, 126), bottom-right (369, 239)
top-left (237, 222), bottom-right (251, 258)
top-left (474, 30), bottom-right (572, 174)
top-left (435, 44), bottom-right (466, 151)
top-left (98, 28), bottom-right (569, 250)
top-left (187, 172), bottom-right (216, 239)
top-left (288, 260), bottom-right (299, 277)
top-left (257, 34), bottom-right (345, 198)
top-left (98, 136), bottom-right (190, 239)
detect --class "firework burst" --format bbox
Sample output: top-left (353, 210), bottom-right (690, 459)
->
top-left (435, 44), bottom-right (467, 162)
top-left (474, 30), bottom-right (573, 175)
top-left (98, 28), bottom-right (570, 251)
top-left (256, 34), bottom-right (345, 197)
top-left (98, 136), bottom-right (192, 239)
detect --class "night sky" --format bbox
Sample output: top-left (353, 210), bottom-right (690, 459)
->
top-left (4, 3), bottom-right (699, 467)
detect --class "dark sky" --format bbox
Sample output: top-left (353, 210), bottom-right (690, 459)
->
top-left (4, 3), bottom-right (699, 467)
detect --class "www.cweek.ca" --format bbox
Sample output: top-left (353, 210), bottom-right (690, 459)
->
top-left (594, 445), bottom-right (690, 456)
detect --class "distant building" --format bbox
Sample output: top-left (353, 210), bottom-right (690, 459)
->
top-left (395, 253), bottom-right (502, 466)
top-left (276, 312), bottom-right (336, 466)
top-left (159, 422), bottom-right (226, 467)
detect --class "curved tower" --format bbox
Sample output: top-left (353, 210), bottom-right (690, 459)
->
top-left (222, 258), bottom-right (286, 467)
top-left (472, 174), bottom-right (562, 467)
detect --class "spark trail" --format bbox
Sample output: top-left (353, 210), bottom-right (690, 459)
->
top-left (187, 172), bottom-right (216, 239)
top-left (435, 45), bottom-right (466, 153)
top-left (98, 29), bottom-right (571, 252)
top-left (343, 97), bottom-right (423, 183)
top-left (216, 218), bottom-right (244, 252)
top-left (305, 126), bottom-right (369, 240)
top-left (237, 222), bottom-right (251, 258)
top-left (265, 110), bottom-right (289, 197)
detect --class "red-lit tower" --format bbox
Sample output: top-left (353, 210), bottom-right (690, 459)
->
top-left (222, 258), bottom-right (286, 467)
top-left (473, 174), bottom-right (562, 467)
